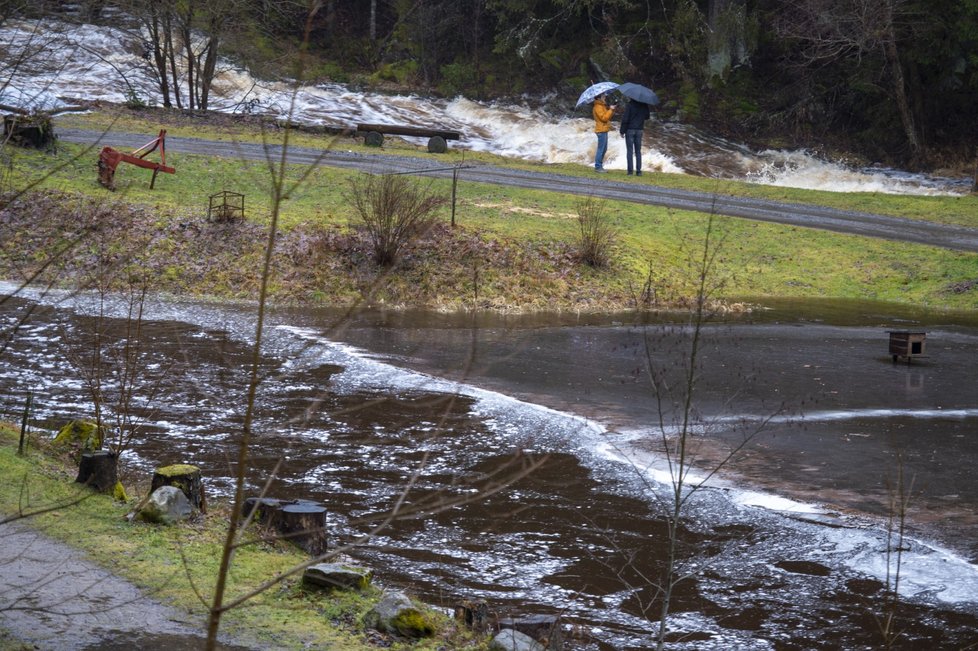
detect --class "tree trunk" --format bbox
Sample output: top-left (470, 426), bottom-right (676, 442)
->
top-left (148, 11), bottom-right (171, 108)
top-left (370, 0), bottom-right (377, 40)
top-left (326, 0), bottom-right (336, 40)
top-left (165, 14), bottom-right (182, 109)
top-left (199, 36), bottom-right (220, 111)
top-left (181, 19), bottom-right (196, 111)
top-left (241, 497), bottom-right (328, 554)
top-left (882, 0), bottom-right (920, 157)
top-left (971, 149), bottom-right (978, 194)
top-left (242, 496), bottom-right (286, 529)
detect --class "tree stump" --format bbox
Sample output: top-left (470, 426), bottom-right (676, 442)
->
top-left (454, 599), bottom-right (491, 632)
top-left (242, 496), bottom-right (286, 532)
top-left (75, 451), bottom-right (117, 492)
top-left (3, 114), bottom-right (55, 148)
top-left (242, 496), bottom-right (284, 520)
top-left (150, 464), bottom-right (206, 513)
top-left (278, 502), bottom-right (328, 555)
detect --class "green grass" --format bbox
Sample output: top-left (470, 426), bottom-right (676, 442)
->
top-left (0, 424), bottom-right (483, 650)
top-left (54, 106), bottom-right (978, 227)
top-left (4, 109), bottom-right (978, 312)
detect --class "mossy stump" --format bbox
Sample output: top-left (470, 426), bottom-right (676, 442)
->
top-left (53, 419), bottom-right (104, 460)
top-left (75, 451), bottom-right (117, 493)
top-left (150, 464), bottom-right (206, 513)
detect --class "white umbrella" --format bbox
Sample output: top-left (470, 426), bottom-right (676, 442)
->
top-left (575, 81), bottom-right (619, 108)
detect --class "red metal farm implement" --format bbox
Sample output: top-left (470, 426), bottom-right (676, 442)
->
top-left (97, 129), bottom-right (175, 190)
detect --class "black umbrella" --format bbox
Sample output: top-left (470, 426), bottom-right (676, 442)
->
top-left (618, 82), bottom-right (659, 106)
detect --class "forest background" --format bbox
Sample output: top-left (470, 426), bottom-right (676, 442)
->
top-left (11, 0), bottom-right (978, 175)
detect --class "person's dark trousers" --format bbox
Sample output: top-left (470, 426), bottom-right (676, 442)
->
top-left (624, 129), bottom-right (643, 174)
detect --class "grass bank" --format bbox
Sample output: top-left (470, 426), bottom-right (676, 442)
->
top-left (0, 424), bottom-right (484, 650)
top-left (2, 105), bottom-right (976, 312)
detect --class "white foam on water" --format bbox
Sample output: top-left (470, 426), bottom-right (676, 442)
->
top-left (746, 149), bottom-right (969, 196)
top-left (821, 526), bottom-right (978, 605)
top-left (732, 489), bottom-right (826, 514)
top-left (593, 422), bottom-right (978, 607)
top-left (712, 407), bottom-right (978, 425)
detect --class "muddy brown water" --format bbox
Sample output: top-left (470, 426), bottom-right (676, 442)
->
top-left (2, 289), bottom-right (978, 649)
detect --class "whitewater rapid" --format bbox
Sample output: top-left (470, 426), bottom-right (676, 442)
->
top-left (0, 17), bottom-right (971, 195)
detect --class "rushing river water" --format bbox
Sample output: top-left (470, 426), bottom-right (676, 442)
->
top-left (2, 284), bottom-right (978, 649)
top-left (1, 16), bottom-right (972, 196)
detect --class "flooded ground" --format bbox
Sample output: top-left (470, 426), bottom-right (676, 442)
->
top-left (311, 301), bottom-right (978, 561)
top-left (2, 287), bottom-right (978, 649)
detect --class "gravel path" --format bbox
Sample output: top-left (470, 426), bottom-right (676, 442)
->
top-left (58, 127), bottom-right (978, 254)
top-left (0, 520), bottom-right (250, 650)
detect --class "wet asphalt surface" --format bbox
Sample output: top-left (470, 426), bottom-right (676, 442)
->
top-left (0, 522), bottom-right (251, 651)
top-left (57, 127), bottom-right (978, 253)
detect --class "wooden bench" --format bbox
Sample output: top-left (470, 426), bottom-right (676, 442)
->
top-left (355, 123), bottom-right (462, 153)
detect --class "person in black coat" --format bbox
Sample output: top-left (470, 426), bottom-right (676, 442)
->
top-left (619, 99), bottom-right (651, 176)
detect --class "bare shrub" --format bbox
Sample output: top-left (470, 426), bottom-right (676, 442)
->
top-left (575, 195), bottom-right (617, 268)
top-left (345, 173), bottom-right (446, 266)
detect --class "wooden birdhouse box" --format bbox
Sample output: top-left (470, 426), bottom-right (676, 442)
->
top-left (888, 331), bottom-right (926, 364)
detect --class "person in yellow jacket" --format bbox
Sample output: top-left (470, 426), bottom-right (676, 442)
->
top-left (592, 93), bottom-right (617, 172)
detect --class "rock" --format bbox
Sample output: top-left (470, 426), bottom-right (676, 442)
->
top-left (138, 486), bottom-right (194, 524)
top-left (150, 464), bottom-right (206, 513)
top-left (364, 590), bottom-right (434, 639)
top-left (498, 614), bottom-right (563, 650)
top-left (489, 628), bottom-right (546, 651)
top-left (303, 563), bottom-right (372, 592)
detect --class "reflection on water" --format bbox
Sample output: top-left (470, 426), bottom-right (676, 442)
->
top-left (3, 287), bottom-right (978, 649)
top-left (0, 18), bottom-right (970, 195)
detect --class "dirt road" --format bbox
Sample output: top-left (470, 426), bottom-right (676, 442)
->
top-left (58, 128), bottom-right (978, 254)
